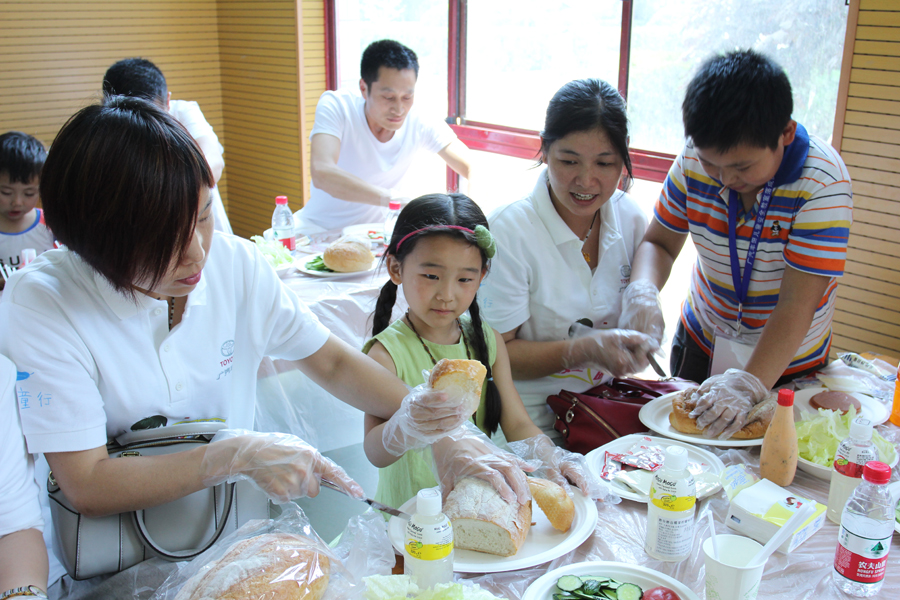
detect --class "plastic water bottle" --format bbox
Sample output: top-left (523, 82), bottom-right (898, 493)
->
top-left (645, 445), bottom-right (696, 561)
top-left (404, 488), bottom-right (454, 589)
top-left (826, 418), bottom-right (877, 525)
top-left (383, 200), bottom-right (401, 247)
top-left (832, 461), bottom-right (893, 597)
top-left (271, 195), bottom-right (295, 251)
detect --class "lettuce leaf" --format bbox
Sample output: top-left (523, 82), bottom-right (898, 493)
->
top-left (251, 235), bottom-right (294, 268)
top-left (796, 405), bottom-right (897, 467)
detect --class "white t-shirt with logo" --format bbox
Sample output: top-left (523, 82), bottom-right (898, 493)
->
top-left (297, 88), bottom-right (456, 231)
top-left (0, 208), bottom-right (55, 268)
top-left (1, 233), bottom-right (330, 453)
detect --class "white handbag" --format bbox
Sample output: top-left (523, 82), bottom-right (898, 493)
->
top-left (48, 422), bottom-right (271, 580)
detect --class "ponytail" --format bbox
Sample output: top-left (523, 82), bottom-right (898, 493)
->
top-left (372, 280), bottom-right (398, 336)
top-left (468, 296), bottom-right (502, 435)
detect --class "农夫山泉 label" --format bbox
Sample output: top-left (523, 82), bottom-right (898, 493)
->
top-left (405, 519), bottom-right (453, 561)
top-left (833, 526), bottom-right (891, 583)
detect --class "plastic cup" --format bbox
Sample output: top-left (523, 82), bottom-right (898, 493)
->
top-left (703, 534), bottom-right (765, 600)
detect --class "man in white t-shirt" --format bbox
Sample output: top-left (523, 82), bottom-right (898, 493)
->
top-left (296, 39), bottom-right (474, 233)
top-left (102, 58), bottom-right (233, 235)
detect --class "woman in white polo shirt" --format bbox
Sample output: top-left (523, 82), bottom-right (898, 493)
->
top-left (0, 98), bottom-right (530, 589)
top-left (480, 79), bottom-right (656, 442)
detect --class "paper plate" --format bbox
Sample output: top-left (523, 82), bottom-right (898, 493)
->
top-left (389, 488), bottom-right (597, 574)
top-left (638, 393), bottom-right (763, 447)
top-left (792, 387), bottom-right (890, 425)
top-left (585, 434), bottom-right (725, 503)
top-left (522, 560), bottom-right (700, 600)
top-left (295, 252), bottom-right (379, 278)
top-left (342, 223), bottom-right (385, 243)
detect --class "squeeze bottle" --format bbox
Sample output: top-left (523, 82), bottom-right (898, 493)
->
top-left (826, 418), bottom-right (877, 525)
top-left (271, 195), bottom-right (296, 251)
top-left (759, 388), bottom-right (798, 486)
top-left (404, 488), bottom-right (454, 589)
top-left (644, 445), bottom-right (696, 561)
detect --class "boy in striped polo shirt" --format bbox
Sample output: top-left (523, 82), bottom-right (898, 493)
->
top-left (621, 49), bottom-right (852, 439)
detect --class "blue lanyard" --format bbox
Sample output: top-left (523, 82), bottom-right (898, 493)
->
top-left (728, 179), bottom-right (776, 336)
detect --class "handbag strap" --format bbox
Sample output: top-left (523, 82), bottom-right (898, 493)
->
top-left (131, 482), bottom-right (236, 561)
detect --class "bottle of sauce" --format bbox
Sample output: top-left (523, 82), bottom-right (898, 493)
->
top-left (827, 418), bottom-right (877, 525)
top-left (644, 445), bottom-right (696, 562)
top-left (889, 363), bottom-right (900, 427)
top-left (404, 488), bottom-right (454, 589)
top-left (759, 388), bottom-right (798, 486)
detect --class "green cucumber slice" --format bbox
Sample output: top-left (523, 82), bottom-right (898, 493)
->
top-left (615, 582), bottom-right (643, 600)
top-left (556, 576), bottom-right (584, 592)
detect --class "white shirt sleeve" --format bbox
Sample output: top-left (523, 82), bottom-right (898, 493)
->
top-left (169, 100), bottom-right (218, 144)
top-left (0, 356), bottom-right (43, 536)
top-left (415, 114), bottom-right (456, 154)
top-left (309, 91), bottom-right (347, 142)
top-left (480, 211), bottom-right (534, 334)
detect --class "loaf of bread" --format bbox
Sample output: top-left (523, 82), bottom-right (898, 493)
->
top-left (322, 237), bottom-right (374, 272)
top-left (668, 388), bottom-right (777, 440)
top-left (442, 477), bottom-right (531, 557)
top-left (428, 358), bottom-right (486, 418)
top-left (527, 478), bottom-right (574, 532)
top-left (174, 533), bottom-right (330, 600)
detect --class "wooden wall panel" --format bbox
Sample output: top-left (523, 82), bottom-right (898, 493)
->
top-left (831, 0), bottom-right (900, 358)
top-left (0, 0), bottom-right (228, 207)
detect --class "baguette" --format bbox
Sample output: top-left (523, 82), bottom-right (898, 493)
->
top-left (443, 477), bottom-right (531, 557)
top-left (669, 387), bottom-right (777, 440)
top-left (428, 358), bottom-right (486, 418)
top-left (527, 478), bottom-right (574, 532)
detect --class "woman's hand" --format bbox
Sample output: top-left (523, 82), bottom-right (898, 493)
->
top-left (564, 328), bottom-right (657, 377)
top-left (619, 280), bottom-right (666, 344)
top-left (200, 429), bottom-right (362, 503)
top-left (382, 384), bottom-right (473, 457)
top-left (507, 434), bottom-right (607, 499)
top-left (688, 369), bottom-right (769, 439)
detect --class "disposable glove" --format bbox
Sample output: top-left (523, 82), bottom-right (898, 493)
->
top-left (618, 280), bottom-right (666, 345)
top-left (507, 434), bottom-right (608, 499)
top-left (688, 368), bottom-right (769, 439)
top-left (563, 327), bottom-right (657, 378)
top-left (382, 379), bottom-right (475, 457)
top-left (200, 429), bottom-right (362, 503)
top-left (432, 422), bottom-right (535, 505)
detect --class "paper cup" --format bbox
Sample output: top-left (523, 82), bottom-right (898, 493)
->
top-left (703, 534), bottom-right (765, 600)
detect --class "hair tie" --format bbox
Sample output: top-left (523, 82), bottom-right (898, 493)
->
top-left (395, 224), bottom-right (498, 258)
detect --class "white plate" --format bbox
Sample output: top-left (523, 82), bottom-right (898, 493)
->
top-left (275, 262), bottom-right (296, 278)
top-left (295, 252), bottom-right (379, 278)
top-left (522, 560), bottom-right (700, 600)
top-left (342, 222), bottom-right (385, 243)
top-left (389, 489), bottom-right (597, 573)
top-left (792, 387), bottom-right (890, 425)
top-left (639, 393), bottom-right (763, 447)
top-left (585, 434), bottom-right (725, 503)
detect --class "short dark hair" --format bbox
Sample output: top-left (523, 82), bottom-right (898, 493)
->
top-left (360, 40), bottom-right (419, 89)
top-left (0, 131), bottom-right (47, 183)
top-left (683, 49), bottom-right (793, 152)
top-left (540, 79), bottom-right (633, 188)
top-left (40, 97), bottom-right (213, 296)
top-left (102, 58), bottom-right (168, 105)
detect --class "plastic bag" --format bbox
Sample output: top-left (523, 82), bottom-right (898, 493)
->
top-left (816, 358), bottom-right (895, 401)
top-left (151, 504), bottom-right (393, 600)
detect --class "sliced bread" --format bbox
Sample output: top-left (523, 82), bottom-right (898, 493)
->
top-left (442, 477), bottom-right (531, 557)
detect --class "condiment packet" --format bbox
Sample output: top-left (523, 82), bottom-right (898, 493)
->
top-left (600, 451), bottom-right (622, 481)
top-left (614, 469), bottom-right (653, 495)
top-left (618, 439), bottom-right (665, 471)
top-left (721, 463), bottom-right (759, 501)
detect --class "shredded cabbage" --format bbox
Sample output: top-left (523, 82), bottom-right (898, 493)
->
top-left (363, 576), bottom-right (502, 600)
top-left (796, 405), bottom-right (897, 467)
top-left (251, 235), bottom-right (294, 268)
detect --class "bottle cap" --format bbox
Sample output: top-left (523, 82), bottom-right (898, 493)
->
top-left (388, 200), bottom-right (401, 211)
top-left (664, 445), bottom-right (688, 472)
top-left (275, 195), bottom-right (289, 205)
top-left (849, 417), bottom-right (873, 442)
top-left (862, 461), bottom-right (891, 485)
top-left (416, 488), bottom-right (442, 516)
top-left (777, 388), bottom-right (794, 407)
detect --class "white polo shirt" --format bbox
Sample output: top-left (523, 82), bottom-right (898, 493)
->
top-left (0, 233), bottom-right (330, 454)
top-left (480, 169), bottom-right (648, 438)
top-left (0, 355), bottom-right (43, 536)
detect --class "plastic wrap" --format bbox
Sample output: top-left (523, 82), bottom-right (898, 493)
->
top-left (561, 326), bottom-right (657, 378)
top-left (150, 504), bottom-right (393, 600)
top-left (382, 379), bottom-right (474, 457)
top-left (688, 368), bottom-right (769, 439)
top-left (618, 279), bottom-right (666, 344)
top-left (507, 434), bottom-right (608, 500)
top-left (816, 359), bottom-right (895, 402)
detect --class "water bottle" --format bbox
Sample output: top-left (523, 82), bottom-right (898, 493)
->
top-left (271, 195), bottom-right (295, 251)
top-left (404, 488), bottom-right (454, 589)
top-left (645, 445), bottom-right (696, 561)
top-left (384, 200), bottom-right (401, 247)
top-left (826, 418), bottom-right (877, 524)
top-left (832, 461), bottom-right (893, 597)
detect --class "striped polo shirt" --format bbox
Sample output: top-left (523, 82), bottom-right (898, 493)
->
top-left (655, 124), bottom-right (853, 375)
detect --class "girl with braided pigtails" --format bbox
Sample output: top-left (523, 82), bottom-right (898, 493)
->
top-left (361, 193), bottom-right (602, 511)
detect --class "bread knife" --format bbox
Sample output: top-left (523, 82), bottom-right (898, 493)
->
top-left (320, 478), bottom-right (411, 520)
top-left (647, 353), bottom-right (667, 378)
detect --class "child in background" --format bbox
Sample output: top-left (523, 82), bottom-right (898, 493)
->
top-left (362, 193), bottom-right (600, 510)
top-left (0, 132), bottom-right (53, 276)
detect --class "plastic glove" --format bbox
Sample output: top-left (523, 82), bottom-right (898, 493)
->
top-left (200, 429), bottom-right (363, 503)
top-left (382, 381), bottom-right (474, 457)
top-left (563, 328), bottom-right (658, 378)
top-left (688, 368), bottom-right (769, 439)
top-left (618, 280), bottom-right (666, 345)
top-left (507, 434), bottom-right (607, 499)
top-left (432, 422), bottom-right (536, 505)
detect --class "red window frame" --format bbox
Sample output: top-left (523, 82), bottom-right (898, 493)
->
top-left (322, 0), bottom-right (675, 191)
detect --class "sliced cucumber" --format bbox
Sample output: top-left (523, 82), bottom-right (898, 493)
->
top-left (553, 595), bottom-right (574, 600)
top-left (614, 582), bottom-right (643, 600)
top-left (557, 576), bottom-right (584, 592)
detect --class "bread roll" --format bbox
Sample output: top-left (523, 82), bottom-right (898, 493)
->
top-left (174, 533), bottom-right (330, 600)
top-left (322, 237), bottom-right (374, 272)
top-left (527, 478), bottom-right (574, 532)
top-left (428, 358), bottom-right (486, 418)
top-left (443, 477), bottom-right (531, 557)
top-left (810, 390), bottom-right (860, 414)
top-left (668, 388), bottom-right (776, 440)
